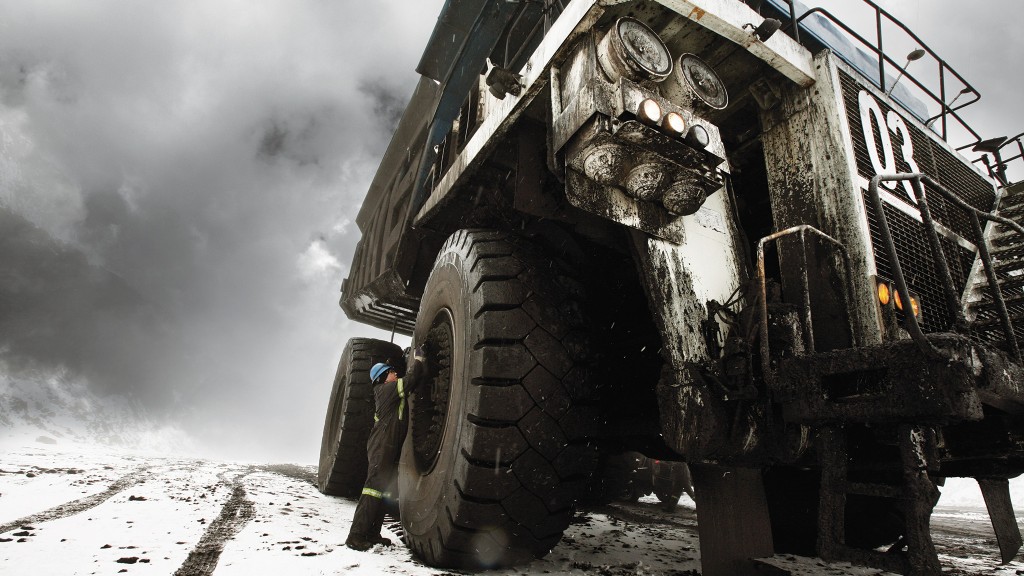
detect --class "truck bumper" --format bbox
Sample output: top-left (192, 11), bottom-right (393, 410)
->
top-left (772, 333), bottom-right (1024, 425)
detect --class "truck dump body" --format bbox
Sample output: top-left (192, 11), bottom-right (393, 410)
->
top-left (341, 0), bottom-right (815, 332)
top-left (324, 0), bottom-right (1024, 573)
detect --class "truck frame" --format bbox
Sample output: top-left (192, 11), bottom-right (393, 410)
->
top-left (317, 1), bottom-right (1024, 574)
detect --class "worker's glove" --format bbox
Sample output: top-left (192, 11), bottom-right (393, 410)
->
top-left (414, 344), bottom-right (427, 362)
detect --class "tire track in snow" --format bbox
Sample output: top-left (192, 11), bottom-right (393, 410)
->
top-left (0, 466), bottom-right (150, 535)
top-left (173, 470), bottom-right (255, 576)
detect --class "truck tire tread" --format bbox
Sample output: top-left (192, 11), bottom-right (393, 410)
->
top-left (317, 337), bottom-right (402, 497)
top-left (401, 229), bottom-right (596, 568)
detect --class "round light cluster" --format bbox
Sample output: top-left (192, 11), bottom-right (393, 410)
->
top-left (625, 163), bottom-right (666, 200)
top-left (597, 18), bottom-right (674, 83)
top-left (634, 98), bottom-right (711, 151)
top-left (582, 143), bottom-right (626, 184)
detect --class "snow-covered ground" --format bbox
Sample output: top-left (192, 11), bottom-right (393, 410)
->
top-left (2, 442), bottom-right (1024, 575)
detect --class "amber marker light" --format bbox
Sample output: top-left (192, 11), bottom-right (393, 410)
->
top-left (877, 282), bottom-right (891, 306)
top-left (637, 98), bottom-right (662, 124)
top-left (892, 290), bottom-right (921, 317)
top-left (661, 111), bottom-right (686, 135)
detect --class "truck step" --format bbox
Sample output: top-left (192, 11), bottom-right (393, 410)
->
top-left (992, 243), bottom-right (1024, 260)
top-left (816, 426), bottom-right (941, 575)
top-left (968, 312), bottom-right (1024, 331)
top-left (970, 290), bottom-right (1024, 310)
top-left (994, 258), bottom-right (1024, 275)
top-left (998, 203), bottom-right (1024, 218)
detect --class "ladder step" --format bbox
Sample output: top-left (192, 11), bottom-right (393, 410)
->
top-left (993, 244), bottom-right (1024, 260)
top-left (992, 231), bottom-right (1019, 247)
top-left (995, 258), bottom-right (1024, 274)
top-left (998, 204), bottom-right (1024, 218)
top-left (991, 225), bottom-right (1024, 246)
top-left (970, 291), bottom-right (1024, 311)
top-left (979, 275), bottom-right (1024, 292)
top-left (969, 314), bottom-right (1024, 331)
top-left (1000, 195), bottom-right (1024, 209)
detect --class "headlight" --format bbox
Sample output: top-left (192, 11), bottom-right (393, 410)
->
top-left (637, 98), bottom-right (663, 125)
top-left (661, 111), bottom-right (687, 135)
top-left (877, 282), bottom-right (891, 306)
top-left (597, 17), bottom-right (673, 83)
top-left (683, 124), bottom-right (710, 149)
top-left (581, 143), bottom-right (626, 185)
top-left (893, 289), bottom-right (921, 318)
top-left (663, 53), bottom-right (729, 112)
top-left (625, 162), bottom-right (666, 200)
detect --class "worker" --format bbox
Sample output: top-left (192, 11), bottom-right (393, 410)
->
top-left (345, 344), bottom-right (428, 551)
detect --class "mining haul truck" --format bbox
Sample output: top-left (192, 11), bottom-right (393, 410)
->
top-left (317, 0), bottom-right (1024, 573)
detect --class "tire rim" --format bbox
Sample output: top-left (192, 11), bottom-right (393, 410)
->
top-left (412, 308), bottom-right (454, 473)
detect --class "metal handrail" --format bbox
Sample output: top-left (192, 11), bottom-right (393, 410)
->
top-left (756, 225), bottom-right (856, 385)
top-left (502, 0), bottom-right (564, 70)
top-left (867, 173), bottom-right (1024, 360)
top-left (972, 133), bottom-right (1024, 187)
top-left (777, 0), bottom-right (982, 145)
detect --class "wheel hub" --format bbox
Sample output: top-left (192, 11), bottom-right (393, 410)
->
top-left (412, 309), bottom-right (454, 473)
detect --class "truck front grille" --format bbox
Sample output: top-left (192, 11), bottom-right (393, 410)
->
top-left (863, 198), bottom-right (976, 331)
top-left (840, 70), bottom-right (995, 333)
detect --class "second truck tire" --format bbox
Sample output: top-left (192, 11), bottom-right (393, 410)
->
top-left (399, 229), bottom-right (597, 569)
top-left (317, 337), bottom-right (403, 496)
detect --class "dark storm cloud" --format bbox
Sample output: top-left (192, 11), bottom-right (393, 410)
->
top-left (0, 0), bottom-right (443, 460)
top-left (0, 207), bottom-right (161, 398)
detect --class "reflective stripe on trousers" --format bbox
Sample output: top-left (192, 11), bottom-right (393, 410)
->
top-left (361, 487), bottom-right (392, 499)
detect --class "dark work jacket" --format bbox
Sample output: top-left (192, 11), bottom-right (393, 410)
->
top-left (363, 357), bottom-right (426, 493)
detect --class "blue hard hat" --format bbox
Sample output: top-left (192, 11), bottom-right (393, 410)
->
top-left (370, 363), bottom-right (393, 384)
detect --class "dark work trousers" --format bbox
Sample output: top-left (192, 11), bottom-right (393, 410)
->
top-left (347, 358), bottom-right (425, 543)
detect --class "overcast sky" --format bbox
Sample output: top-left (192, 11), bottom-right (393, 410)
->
top-left (0, 0), bottom-right (1021, 463)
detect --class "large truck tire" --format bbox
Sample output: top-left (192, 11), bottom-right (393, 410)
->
top-left (399, 229), bottom-right (597, 569)
top-left (318, 337), bottom-right (403, 496)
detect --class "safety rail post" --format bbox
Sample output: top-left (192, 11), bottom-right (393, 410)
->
top-left (757, 225), bottom-right (855, 386)
top-left (907, 177), bottom-right (968, 332)
top-left (973, 133), bottom-right (1024, 186)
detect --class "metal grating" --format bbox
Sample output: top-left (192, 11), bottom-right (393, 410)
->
top-left (840, 70), bottom-right (995, 333)
top-left (841, 71), bottom-right (993, 236)
top-left (862, 197), bottom-right (974, 331)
